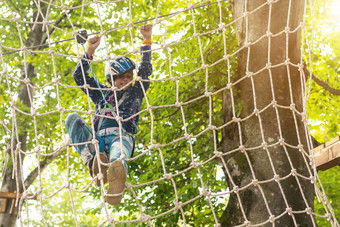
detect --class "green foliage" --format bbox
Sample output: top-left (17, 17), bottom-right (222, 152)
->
top-left (0, 0), bottom-right (339, 226)
top-left (304, 0), bottom-right (340, 225)
top-left (305, 0), bottom-right (340, 141)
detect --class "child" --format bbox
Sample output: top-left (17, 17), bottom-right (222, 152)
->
top-left (65, 25), bottom-right (153, 205)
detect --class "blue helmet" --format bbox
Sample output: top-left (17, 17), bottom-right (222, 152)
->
top-left (105, 56), bottom-right (136, 84)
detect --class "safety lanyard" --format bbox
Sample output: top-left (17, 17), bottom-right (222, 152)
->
top-left (80, 43), bottom-right (108, 104)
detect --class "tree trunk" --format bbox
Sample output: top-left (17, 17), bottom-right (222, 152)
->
top-left (221, 0), bottom-right (315, 226)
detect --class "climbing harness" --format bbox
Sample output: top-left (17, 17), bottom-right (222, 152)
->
top-left (96, 92), bottom-right (128, 131)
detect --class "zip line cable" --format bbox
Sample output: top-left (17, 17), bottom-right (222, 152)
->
top-left (2, 0), bottom-right (228, 56)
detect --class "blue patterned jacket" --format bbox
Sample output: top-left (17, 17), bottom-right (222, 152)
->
top-left (73, 45), bottom-right (152, 134)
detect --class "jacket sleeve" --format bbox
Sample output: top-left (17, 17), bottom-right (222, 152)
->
top-left (133, 45), bottom-right (153, 97)
top-left (73, 54), bottom-right (106, 103)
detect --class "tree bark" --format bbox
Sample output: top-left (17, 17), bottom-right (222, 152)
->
top-left (221, 0), bottom-right (315, 226)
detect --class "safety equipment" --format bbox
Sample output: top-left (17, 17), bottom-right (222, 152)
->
top-left (105, 56), bottom-right (136, 84)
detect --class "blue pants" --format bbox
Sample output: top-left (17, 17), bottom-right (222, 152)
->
top-left (65, 113), bottom-right (134, 175)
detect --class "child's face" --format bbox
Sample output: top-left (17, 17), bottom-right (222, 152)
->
top-left (114, 72), bottom-right (133, 90)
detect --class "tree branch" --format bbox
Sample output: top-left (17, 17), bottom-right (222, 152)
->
top-left (304, 67), bottom-right (340, 96)
top-left (7, 0), bottom-right (23, 18)
top-left (24, 145), bottom-right (66, 188)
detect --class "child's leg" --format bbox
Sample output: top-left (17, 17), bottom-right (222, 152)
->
top-left (108, 134), bottom-right (134, 175)
top-left (105, 134), bottom-right (133, 205)
top-left (65, 113), bottom-right (96, 166)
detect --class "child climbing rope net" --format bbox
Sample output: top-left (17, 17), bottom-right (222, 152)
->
top-left (65, 24), bottom-right (153, 205)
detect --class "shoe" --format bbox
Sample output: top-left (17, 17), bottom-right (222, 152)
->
top-left (92, 153), bottom-right (109, 186)
top-left (106, 160), bottom-right (126, 205)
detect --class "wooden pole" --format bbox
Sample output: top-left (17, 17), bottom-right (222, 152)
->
top-left (314, 136), bottom-right (340, 171)
top-left (0, 192), bottom-right (37, 200)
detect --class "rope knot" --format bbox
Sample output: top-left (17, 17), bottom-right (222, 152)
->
top-left (184, 134), bottom-right (192, 140)
top-left (201, 189), bottom-right (210, 196)
top-left (214, 151), bottom-right (223, 158)
top-left (175, 102), bottom-right (182, 107)
top-left (305, 207), bottom-right (312, 215)
top-left (284, 26), bottom-right (290, 33)
top-left (246, 71), bottom-right (253, 78)
top-left (97, 173), bottom-right (103, 181)
top-left (252, 179), bottom-right (259, 186)
top-left (244, 41), bottom-right (251, 47)
top-left (91, 138), bottom-right (99, 145)
top-left (279, 138), bottom-right (285, 145)
top-left (115, 116), bottom-right (123, 122)
top-left (202, 64), bottom-right (208, 69)
top-left (284, 58), bottom-right (290, 65)
top-left (291, 168), bottom-right (297, 176)
top-left (23, 78), bottom-right (30, 84)
top-left (141, 214), bottom-right (151, 222)
top-left (175, 201), bottom-right (182, 209)
top-left (64, 138), bottom-right (71, 146)
top-left (190, 161), bottom-right (199, 168)
top-left (243, 221), bottom-right (251, 226)
top-left (150, 144), bottom-right (159, 149)
top-left (286, 207), bottom-right (293, 215)
top-left (34, 145), bottom-right (41, 153)
top-left (239, 145), bottom-right (246, 153)
top-left (53, 77), bottom-right (59, 84)
top-left (163, 173), bottom-right (172, 180)
top-left (300, 22), bottom-right (306, 29)
top-left (232, 117), bottom-right (241, 123)
top-left (272, 100), bottom-right (277, 108)
top-left (232, 186), bottom-right (239, 194)
top-left (266, 31), bottom-right (272, 37)
top-left (31, 108), bottom-right (37, 117)
top-left (120, 153), bottom-right (126, 160)
top-left (223, 54), bottom-right (229, 60)
top-left (310, 176), bottom-right (316, 184)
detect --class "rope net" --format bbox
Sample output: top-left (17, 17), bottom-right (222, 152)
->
top-left (0, 0), bottom-right (338, 226)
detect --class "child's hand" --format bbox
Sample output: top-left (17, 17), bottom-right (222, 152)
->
top-left (86, 36), bottom-right (101, 57)
top-left (140, 24), bottom-right (152, 41)
top-left (88, 36), bottom-right (101, 51)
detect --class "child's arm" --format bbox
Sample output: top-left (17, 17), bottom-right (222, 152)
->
top-left (73, 35), bottom-right (105, 103)
top-left (135, 25), bottom-right (153, 95)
